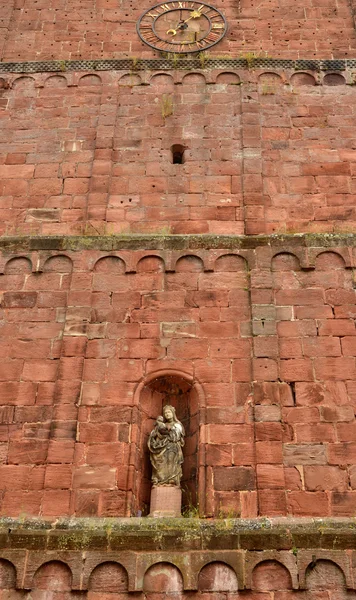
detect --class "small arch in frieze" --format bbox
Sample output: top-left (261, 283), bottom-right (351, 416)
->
top-left (252, 559), bottom-right (293, 591)
top-left (93, 255), bottom-right (126, 273)
top-left (119, 73), bottom-right (142, 87)
top-left (245, 552), bottom-right (298, 590)
top-left (136, 255), bottom-right (165, 273)
top-left (198, 561), bottom-right (239, 591)
top-left (182, 73), bottom-right (206, 86)
top-left (12, 76), bottom-right (36, 91)
top-left (175, 255), bottom-right (204, 272)
top-left (4, 257), bottom-right (32, 274)
top-left (78, 74), bottom-right (102, 87)
top-left (314, 250), bottom-right (347, 270)
top-left (143, 561), bottom-right (184, 592)
top-left (32, 560), bottom-right (72, 591)
top-left (215, 253), bottom-right (248, 272)
top-left (0, 559), bottom-right (16, 589)
top-left (323, 73), bottom-right (346, 86)
top-left (0, 78), bottom-right (9, 91)
top-left (43, 75), bottom-right (68, 88)
top-left (271, 252), bottom-right (302, 271)
top-left (88, 561), bottom-right (128, 592)
top-left (149, 73), bottom-right (175, 90)
top-left (258, 72), bottom-right (283, 94)
top-left (43, 255), bottom-right (73, 273)
top-left (216, 72), bottom-right (240, 85)
top-left (305, 559), bottom-right (346, 590)
top-left (290, 72), bottom-right (317, 87)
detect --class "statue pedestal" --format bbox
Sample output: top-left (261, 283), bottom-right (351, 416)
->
top-left (149, 486), bottom-right (182, 517)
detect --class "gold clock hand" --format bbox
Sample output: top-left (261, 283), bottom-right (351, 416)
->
top-left (184, 9), bottom-right (203, 21)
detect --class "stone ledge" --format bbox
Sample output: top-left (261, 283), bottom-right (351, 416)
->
top-left (1, 517), bottom-right (356, 552)
top-left (1, 233), bottom-right (356, 253)
top-left (1, 518), bottom-right (356, 591)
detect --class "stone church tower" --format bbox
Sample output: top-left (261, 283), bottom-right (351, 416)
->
top-left (0, 0), bottom-right (356, 595)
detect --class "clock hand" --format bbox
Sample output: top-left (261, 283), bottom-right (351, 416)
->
top-left (166, 9), bottom-right (202, 35)
top-left (183, 9), bottom-right (203, 22)
top-left (166, 18), bottom-right (187, 35)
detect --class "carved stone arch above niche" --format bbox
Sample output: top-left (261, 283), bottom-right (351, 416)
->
top-left (4, 256), bottom-right (32, 274)
top-left (43, 254), bottom-right (73, 273)
top-left (93, 255), bottom-right (126, 273)
top-left (88, 561), bottom-right (129, 592)
top-left (305, 559), bottom-right (347, 591)
top-left (0, 559), bottom-right (16, 589)
top-left (32, 560), bottom-right (72, 591)
top-left (143, 562), bottom-right (184, 593)
top-left (215, 72), bottom-right (241, 85)
top-left (43, 75), bottom-right (68, 88)
top-left (175, 254), bottom-right (205, 272)
top-left (198, 561), bottom-right (239, 591)
top-left (252, 560), bottom-right (293, 592)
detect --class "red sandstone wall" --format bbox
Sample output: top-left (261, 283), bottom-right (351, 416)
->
top-left (1, 0), bottom-right (356, 60)
top-left (1, 0), bottom-right (356, 529)
top-left (1, 244), bottom-right (356, 518)
top-left (0, 70), bottom-right (356, 236)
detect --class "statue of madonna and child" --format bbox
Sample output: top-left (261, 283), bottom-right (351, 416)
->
top-left (147, 405), bottom-right (185, 516)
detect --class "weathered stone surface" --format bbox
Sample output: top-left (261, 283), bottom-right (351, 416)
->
top-left (0, 518), bottom-right (355, 593)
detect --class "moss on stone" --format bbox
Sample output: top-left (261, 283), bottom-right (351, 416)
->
top-left (1, 517), bottom-right (356, 553)
top-left (1, 233), bottom-right (356, 253)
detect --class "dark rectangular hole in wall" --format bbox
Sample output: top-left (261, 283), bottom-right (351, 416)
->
top-left (172, 144), bottom-right (185, 164)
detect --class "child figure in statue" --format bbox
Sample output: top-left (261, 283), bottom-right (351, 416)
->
top-left (148, 405), bottom-right (185, 487)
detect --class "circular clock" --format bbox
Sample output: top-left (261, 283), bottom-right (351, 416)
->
top-left (137, 1), bottom-right (227, 54)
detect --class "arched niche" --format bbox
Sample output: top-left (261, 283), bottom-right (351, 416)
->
top-left (44, 75), bottom-right (67, 88)
top-left (131, 370), bottom-right (205, 516)
top-left (12, 76), bottom-right (36, 94)
top-left (149, 73), bottom-right (175, 91)
top-left (216, 72), bottom-right (240, 85)
top-left (94, 256), bottom-right (126, 273)
top-left (4, 257), bottom-right (32, 274)
top-left (271, 252), bottom-right (301, 272)
top-left (33, 561), bottom-right (72, 591)
top-left (137, 255), bottom-right (165, 273)
top-left (323, 73), bottom-right (345, 86)
top-left (43, 255), bottom-right (73, 273)
top-left (78, 74), bottom-right (102, 87)
top-left (314, 251), bottom-right (351, 290)
top-left (175, 255), bottom-right (204, 272)
top-left (0, 559), bottom-right (16, 589)
top-left (306, 559), bottom-right (346, 590)
top-left (290, 72), bottom-right (316, 87)
top-left (215, 253), bottom-right (246, 272)
top-left (252, 560), bottom-right (292, 591)
top-left (271, 252), bottom-right (302, 290)
top-left (258, 72), bottom-right (283, 94)
top-left (88, 561), bottom-right (128, 592)
top-left (198, 562), bottom-right (238, 592)
top-left (182, 73), bottom-right (206, 88)
top-left (119, 73), bottom-right (141, 87)
top-left (143, 562), bottom-right (183, 592)
top-left (315, 251), bottom-right (346, 270)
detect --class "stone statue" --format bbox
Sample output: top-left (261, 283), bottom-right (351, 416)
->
top-left (148, 405), bottom-right (185, 487)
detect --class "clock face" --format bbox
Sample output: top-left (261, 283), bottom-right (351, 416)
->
top-left (137, 1), bottom-right (227, 54)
